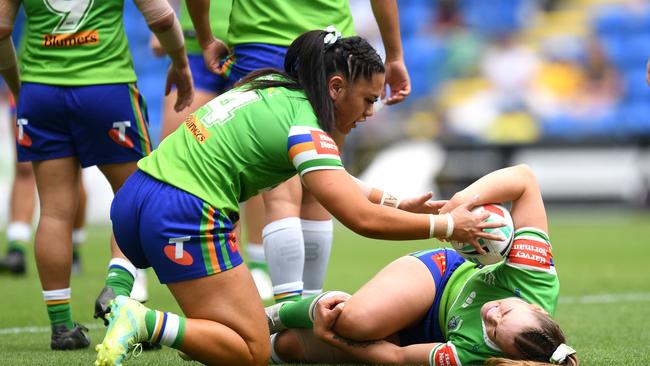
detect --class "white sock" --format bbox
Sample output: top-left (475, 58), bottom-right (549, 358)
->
top-left (263, 217), bottom-right (304, 300)
top-left (246, 242), bottom-right (266, 265)
top-left (108, 257), bottom-right (137, 279)
top-left (7, 222), bottom-right (31, 242)
top-left (301, 219), bottom-right (333, 294)
top-left (72, 229), bottom-right (86, 247)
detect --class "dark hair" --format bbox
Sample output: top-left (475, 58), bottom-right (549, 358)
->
top-left (485, 312), bottom-right (579, 366)
top-left (237, 30), bottom-right (385, 133)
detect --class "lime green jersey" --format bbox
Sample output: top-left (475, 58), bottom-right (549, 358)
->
top-left (431, 227), bottom-right (559, 366)
top-left (138, 81), bottom-right (344, 218)
top-left (179, 0), bottom-right (231, 55)
top-left (227, 0), bottom-right (355, 47)
top-left (19, 0), bottom-right (135, 85)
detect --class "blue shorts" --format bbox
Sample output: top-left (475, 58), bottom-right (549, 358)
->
top-left (222, 43), bottom-right (288, 88)
top-left (189, 53), bottom-right (229, 94)
top-left (111, 170), bottom-right (243, 284)
top-left (397, 248), bottom-right (467, 346)
top-left (16, 82), bottom-right (152, 168)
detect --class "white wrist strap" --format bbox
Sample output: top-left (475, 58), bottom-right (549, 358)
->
top-left (428, 214), bottom-right (436, 239)
top-left (379, 191), bottom-right (401, 209)
top-left (445, 213), bottom-right (454, 239)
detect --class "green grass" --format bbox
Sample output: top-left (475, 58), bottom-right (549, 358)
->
top-left (1, 210), bottom-right (649, 365)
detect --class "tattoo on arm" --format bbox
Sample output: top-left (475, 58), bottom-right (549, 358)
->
top-left (332, 335), bottom-right (381, 348)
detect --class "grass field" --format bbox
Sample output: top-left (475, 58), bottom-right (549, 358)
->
top-left (1, 210), bottom-right (649, 365)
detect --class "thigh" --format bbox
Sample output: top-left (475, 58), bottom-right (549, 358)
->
top-left (334, 255), bottom-right (436, 340)
top-left (32, 157), bottom-right (81, 217)
top-left (67, 83), bottom-right (153, 167)
top-left (262, 175), bottom-right (302, 222)
top-left (167, 264), bottom-right (268, 349)
top-left (16, 83), bottom-right (73, 163)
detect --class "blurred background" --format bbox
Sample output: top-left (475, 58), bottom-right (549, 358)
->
top-left (1, 0), bottom-right (649, 222)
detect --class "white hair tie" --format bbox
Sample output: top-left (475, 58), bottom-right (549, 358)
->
top-left (550, 343), bottom-right (576, 364)
top-left (323, 25), bottom-right (341, 49)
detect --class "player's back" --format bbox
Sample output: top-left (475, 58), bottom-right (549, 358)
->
top-left (20, 0), bottom-right (135, 86)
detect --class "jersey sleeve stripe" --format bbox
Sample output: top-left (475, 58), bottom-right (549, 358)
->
top-left (289, 141), bottom-right (317, 160)
top-left (288, 133), bottom-right (313, 147)
top-left (298, 159), bottom-right (344, 176)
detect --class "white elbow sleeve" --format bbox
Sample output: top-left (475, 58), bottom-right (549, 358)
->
top-left (0, 36), bottom-right (17, 71)
top-left (133, 0), bottom-right (174, 26)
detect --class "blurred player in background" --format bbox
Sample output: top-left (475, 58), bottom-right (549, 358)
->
top-left (0, 0), bottom-right (193, 350)
top-left (187, 0), bottom-right (411, 303)
top-left (94, 30), bottom-right (497, 366)
top-left (267, 165), bottom-right (579, 366)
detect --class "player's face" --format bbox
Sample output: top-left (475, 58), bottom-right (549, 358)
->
top-left (481, 297), bottom-right (549, 357)
top-left (332, 72), bottom-right (385, 134)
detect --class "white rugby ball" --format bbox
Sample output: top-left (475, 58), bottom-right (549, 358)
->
top-left (451, 203), bottom-right (514, 265)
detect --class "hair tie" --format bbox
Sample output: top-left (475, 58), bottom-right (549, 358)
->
top-left (550, 343), bottom-right (576, 364)
top-left (323, 25), bottom-right (341, 49)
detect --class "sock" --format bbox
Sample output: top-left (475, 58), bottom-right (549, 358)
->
top-left (246, 242), bottom-right (268, 271)
top-left (301, 219), bottom-right (333, 295)
top-left (277, 294), bottom-right (319, 328)
top-left (71, 229), bottom-right (86, 259)
top-left (105, 258), bottom-right (136, 297)
top-left (145, 310), bottom-right (186, 348)
top-left (263, 217), bottom-right (304, 302)
top-left (6, 222), bottom-right (31, 252)
top-left (43, 288), bottom-right (74, 330)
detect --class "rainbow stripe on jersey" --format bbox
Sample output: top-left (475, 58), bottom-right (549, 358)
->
top-left (287, 126), bottom-right (343, 175)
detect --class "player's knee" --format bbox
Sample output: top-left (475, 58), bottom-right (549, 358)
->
top-left (273, 331), bottom-right (305, 363)
top-left (334, 305), bottom-right (382, 341)
top-left (14, 162), bottom-right (34, 180)
top-left (247, 335), bottom-right (272, 366)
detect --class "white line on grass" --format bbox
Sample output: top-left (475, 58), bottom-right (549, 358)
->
top-left (2, 292), bottom-right (650, 335)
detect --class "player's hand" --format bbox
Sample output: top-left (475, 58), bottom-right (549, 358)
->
top-left (438, 192), bottom-right (473, 215)
top-left (165, 62), bottom-right (194, 112)
top-left (447, 195), bottom-right (505, 254)
top-left (646, 57), bottom-right (650, 86)
top-left (201, 37), bottom-right (230, 75)
top-left (398, 192), bottom-right (446, 214)
top-left (149, 34), bottom-right (165, 57)
top-left (312, 293), bottom-right (351, 341)
top-left (382, 59), bottom-right (411, 105)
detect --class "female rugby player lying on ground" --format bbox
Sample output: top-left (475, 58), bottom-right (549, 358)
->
top-left (267, 164), bottom-right (579, 366)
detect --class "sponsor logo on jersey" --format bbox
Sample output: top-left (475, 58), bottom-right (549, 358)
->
top-left (431, 343), bottom-right (461, 366)
top-left (42, 30), bottom-right (99, 47)
top-left (507, 236), bottom-right (555, 273)
top-left (184, 114), bottom-right (210, 143)
top-left (312, 131), bottom-right (339, 155)
top-left (461, 291), bottom-right (476, 308)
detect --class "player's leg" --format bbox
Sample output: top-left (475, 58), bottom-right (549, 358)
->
top-left (1, 161), bottom-right (35, 274)
top-left (300, 187), bottom-right (333, 296)
top-left (33, 157), bottom-right (90, 349)
top-left (71, 181), bottom-right (86, 274)
top-left (271, 328), bottom-right (358, 364)
top-left (15, 82), bottom-right (90, 349)
top-left (262, 176), bottom-right (304, 302)
top-left (244, 194), bottom-right (273, 300)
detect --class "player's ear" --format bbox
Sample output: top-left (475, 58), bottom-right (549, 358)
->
top-left (328, 75), bottom-right (345, 101)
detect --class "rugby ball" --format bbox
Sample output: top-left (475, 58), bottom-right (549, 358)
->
top-left (451, 204), bottom-right (514, 265)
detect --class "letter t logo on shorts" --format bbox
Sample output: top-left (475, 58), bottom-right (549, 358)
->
top-left (164, 236), bottom-right (194, 266)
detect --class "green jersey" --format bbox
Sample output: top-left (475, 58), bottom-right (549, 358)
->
top-left (138, 82), bottom-right (344, 219)
top-left (431, 227), bottom-right (559, 366)
top-left (179, 0), bottom-right (231, 55)
top-left (19, 0), bottom-right (135, 85)
top-left (227, 0), bottom-right (355, 47)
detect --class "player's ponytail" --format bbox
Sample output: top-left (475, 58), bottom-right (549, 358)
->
top-left (484, 312), bottom-right (579, 366)
top-left (238, 29), bottom-right (384, 134)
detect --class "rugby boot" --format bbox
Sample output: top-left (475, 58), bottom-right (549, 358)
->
top-left (94, 286), bottom-right (116, 325)
top-left (1, 248), bottom-right (26, 275)
top-left (95, 296), bottom-right (149, 366)
top-left (51, 323), bottom-right (91, 350)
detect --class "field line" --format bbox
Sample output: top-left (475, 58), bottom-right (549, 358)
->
top-left (2, 292), bottom-right (649, 335)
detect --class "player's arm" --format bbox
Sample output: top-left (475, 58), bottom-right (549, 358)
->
top-left (302, 168), bottom-right (502, 246)
top-left (0, 0), bottom-right (21, 100)
top-left (370, 0), bottom-right (410, 105)
top-left (312, 294), bottom-right (440, 365)
top-left (351, 175), bottom-right (441, 214)
top-left (133, 0), bottom-right (193, 111)
top-left (184, 0), bottom-right (228, 74)
top-left (439, 164), bottom-right (547, 231)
